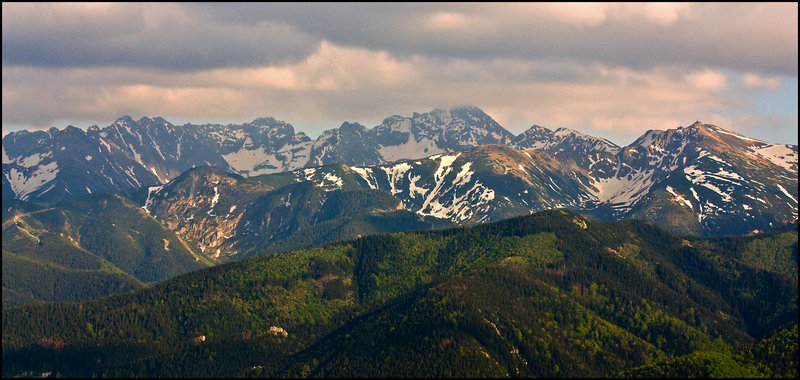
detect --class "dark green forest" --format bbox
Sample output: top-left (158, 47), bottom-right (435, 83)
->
top-left (2, 210), bottom-right (797, 377)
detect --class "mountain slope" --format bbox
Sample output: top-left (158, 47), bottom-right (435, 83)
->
top-left (134, 165), bottom-right (445, 260)
top-left (2, 194), bottom-right (211, 309)
top-left (134, 144), bottom-right (598, 260)
top-left (2, 210), bottom-right (796, 377)
top-left (127, 134), bottom-right (796, 265)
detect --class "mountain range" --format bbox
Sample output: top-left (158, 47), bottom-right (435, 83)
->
top-left (3, 107), bottom-right (797, 240)
top-left (2, 107), bottom-right (797, 377)
top-left (2, 106), bottom-right (511, 203)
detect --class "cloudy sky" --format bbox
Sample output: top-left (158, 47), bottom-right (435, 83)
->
top-left (2, 2), bottom-right (797, 145)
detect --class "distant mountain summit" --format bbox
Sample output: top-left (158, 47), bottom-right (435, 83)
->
top-left (619, 121), bottom-right (798, 235)
top-left (3, 108), bottom-right (797, 237)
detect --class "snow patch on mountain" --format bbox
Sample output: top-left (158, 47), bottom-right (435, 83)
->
top-left (690, 187), bottom-right (701, 201)
top-left (351, 166), bottom-right (378, 190)
top-left (142, 185), bottom-right (164, 214)
top-left (378, 137), bottom-right (445, 162)
top-left (684, 165), bottom-right (736, 202)
top-left (148, 166), bottom-right (166, 183)
top-left (223, 146), bottom-right (278, 176)
top-left (323, 173), bottom-right (343, 190)
top-left (408, 174), bottom-right (428, 198)
top-left (210, 186), bottom-right (220, 208)
top-left (5, 161), bottom-right (60, 200)
top-left (17, 152), bottom-right (52, 168)
top-left (275, 140), bottom-right (312, 170)
top-left (701, 182), bottom-right (732, 202)
top-left (590, 171), bottom-right (655, 210)
top-left (745, 194), bottom-right (767, 204)
top-left (382, 162), bottom-right (412, 195)
top-left (97, 137), bottom-right (113, 153)
top-left (666, 186), bottom-right (693, 209)
top-left (128, 143), bottom-right (143, 165)
top-left (124, 166), bottom-right (141, 187)
top-left (454, 162), bottom-right (474, 186)
top-left (711, 127), bottom-right (762, 142)
top-left (418, 153), bottom-right (461, 219)
top-left (150, 137), bottom-right (166, 161)
top-left (749, 144), bottom-right (798, 173)
top-left (303, 168), bottom-right (317, 181)
top-left (777, 184), bottom-right (797, 203)
top-left (435, 154), bottom-right (459, 181)
top-left (414, 154), bottom-right (496, 222)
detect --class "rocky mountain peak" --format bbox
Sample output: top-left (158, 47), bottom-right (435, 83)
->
top-left (161, 166), bottom-right (240, 197)
top-left (450, 105), bottom-right (486, 117)
top-left (338, 121), bottom-right (367, 135)
top-left (114, 115), bottom-right (135, 125)
top-left (250, 116), bottom-right (279, 126)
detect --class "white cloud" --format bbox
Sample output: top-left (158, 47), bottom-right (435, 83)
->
top-left (742, 73), bottom-right (781, 90)
top-left (685, 69), bottom-right (729, 92)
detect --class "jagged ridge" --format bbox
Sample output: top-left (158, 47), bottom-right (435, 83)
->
top-left (3, 109), bottom-right (797, 239)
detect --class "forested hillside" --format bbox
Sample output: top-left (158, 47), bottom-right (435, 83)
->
top-left (2, 194), bottom-right (211, 309)
top-left (2, 210), bottom-right (797, 377)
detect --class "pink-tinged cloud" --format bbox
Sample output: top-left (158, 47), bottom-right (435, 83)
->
top-left (742, 73), bottom-right (782, 91)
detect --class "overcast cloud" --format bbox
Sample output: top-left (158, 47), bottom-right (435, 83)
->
top-left (2, 2), bottom-right (797, 145)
